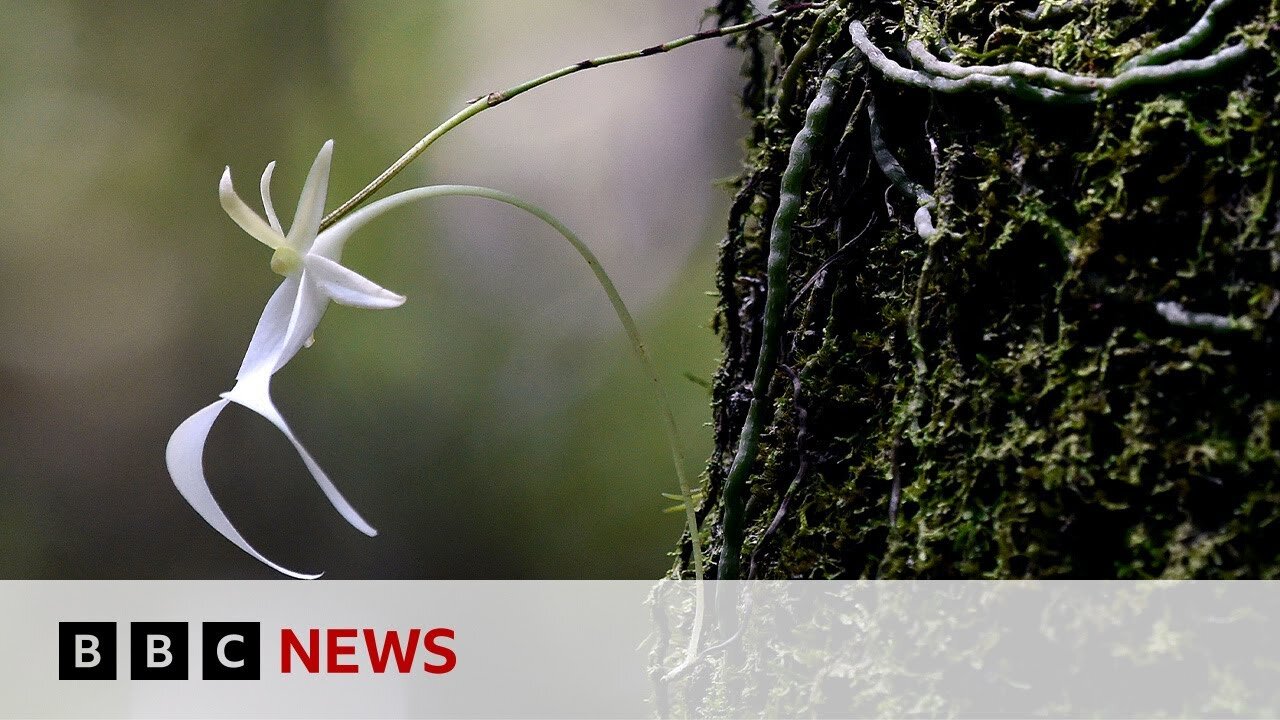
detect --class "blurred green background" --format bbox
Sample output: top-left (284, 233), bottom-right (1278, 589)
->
top-left (0, 1), bottom-right (749, 577)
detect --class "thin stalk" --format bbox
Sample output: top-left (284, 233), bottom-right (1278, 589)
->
top-left (319, 5), bottom-right (819, 231)
top-left (332, 183), bottom-right (707, 664)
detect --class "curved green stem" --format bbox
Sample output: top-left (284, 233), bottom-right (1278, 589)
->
top-left (319, 6), bottom-right (819, 232)
top-left (717, 52), bottom-right (852, 580)
top-left (336, 183), bottom-right (706, 657)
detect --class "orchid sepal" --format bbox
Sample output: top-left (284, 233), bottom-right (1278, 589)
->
top-left (168, 140), bottom-right (403, 578)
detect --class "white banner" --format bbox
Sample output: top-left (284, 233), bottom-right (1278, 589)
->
top-left (2, 581), bottom-right (1276, 718)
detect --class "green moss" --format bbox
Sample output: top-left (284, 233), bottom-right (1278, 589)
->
top-left (688, 0), bottom-right (1280, 580)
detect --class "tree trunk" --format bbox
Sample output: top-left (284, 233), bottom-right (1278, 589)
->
top-left (688, 0), bottom-right (1279, 579)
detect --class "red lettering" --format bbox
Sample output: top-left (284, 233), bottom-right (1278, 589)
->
top-left (364, 629), bottom-right (420, 673)
top-left (281, 627), bottom-right (453, 674)
top-left (326, 628), bottom-right (359, 673)
top-left (422, 628), bottom-right (456, 674)
top-left (280, 629), bottom-right (319, 673)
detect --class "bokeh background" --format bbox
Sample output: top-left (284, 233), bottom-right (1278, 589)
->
top-left (0, 1), bottom-right (754, 577)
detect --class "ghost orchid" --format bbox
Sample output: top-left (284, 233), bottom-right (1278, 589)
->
top-left (167, 140), bottom-right (405, 579)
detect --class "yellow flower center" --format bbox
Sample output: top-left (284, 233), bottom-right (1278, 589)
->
top-left (270, 247), bottom-right (303, 276)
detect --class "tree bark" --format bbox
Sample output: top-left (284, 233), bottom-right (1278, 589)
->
top-left (688, 0), bottom-right (1280, 579)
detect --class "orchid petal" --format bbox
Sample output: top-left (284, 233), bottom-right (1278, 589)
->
top-left (310, 183), bottom-right (475, 262)
top-left (236, 276), bottom-right (302, 380)
top-left (285, 139), bottom-right (333, 251)
top-left (309, 182), bottom-right (447, 261)
top-left (166, 398), bottom-right (323, 579)
top-left (268, 274), bottom-right (330, 374)
top-left (220, 167), bottom-right (286, 250)
top-left (304, 255), bottom-right (406, 309)
top-left (176, 141), bottom-right (410, 578)
top-left (223, 372), bottom-right (379, 537)
top-left (260, 161), bottom-right (283, 233)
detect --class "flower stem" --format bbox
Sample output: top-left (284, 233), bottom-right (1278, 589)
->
top-left (329, 183), bottom-right (707, 661)
top-left (467, 187), bottom-right (709, 668)
top-left (319, 4), bottom-right (821, 231)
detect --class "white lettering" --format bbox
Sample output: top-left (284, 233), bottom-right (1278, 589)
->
top-left (75, 635), bottom-right (100, 668)
top-left (147, 635), bottom-right (173, 668)
top-left (217, 634), bottom-right (245, 668)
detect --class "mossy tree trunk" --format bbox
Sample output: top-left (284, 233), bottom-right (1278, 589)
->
top-left (687, 0), bottom-right (1279, 579)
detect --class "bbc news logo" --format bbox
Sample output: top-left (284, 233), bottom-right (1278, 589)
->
top-left (59, 622), bottom-right (261, 680)
top-left (58, 622), bottom-right (456, 680)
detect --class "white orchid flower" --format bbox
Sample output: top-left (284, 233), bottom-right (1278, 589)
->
top-left (167, 140), bottom-right (406, 579)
